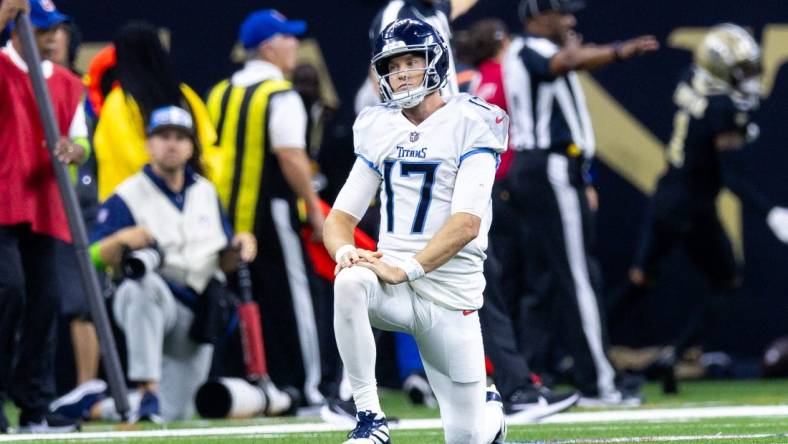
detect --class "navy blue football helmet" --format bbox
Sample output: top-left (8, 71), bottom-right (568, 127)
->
top-left (371, 18), bottom-right (449, 108)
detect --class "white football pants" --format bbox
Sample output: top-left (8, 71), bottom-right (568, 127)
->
top-left (334, 265), bottom-right (502, 444)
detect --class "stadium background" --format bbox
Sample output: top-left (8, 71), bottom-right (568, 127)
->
top-left (57, 0), bottom-right (788, 360)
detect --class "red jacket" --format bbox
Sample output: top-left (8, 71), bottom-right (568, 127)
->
top-left (0, 51), bottom-right (84, 242)
top-left (473, 59), bottom-right (514, 181)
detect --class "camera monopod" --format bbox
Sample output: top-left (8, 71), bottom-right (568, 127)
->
top-left (15, 12), bottom-right (130, 421)
top-left (235, 261), bottom-right (298, 416)
top-left (195, 261), bottom-right (297, 418)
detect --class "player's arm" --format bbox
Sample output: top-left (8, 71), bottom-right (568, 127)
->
top-left (413, 212), bottom-right (481, 273)
top-left (271, 91), bottom-right (324, 242)
top-left (449, 0), bottom-right (478, 20)
top-left (88, 195), bottom-right (154, 269)
top-left (93, 226), bottom-right (154, 267)
top-left (549, 34), bottom-right (659, 76)
top-left (325, 158), bottom-right (382, 272)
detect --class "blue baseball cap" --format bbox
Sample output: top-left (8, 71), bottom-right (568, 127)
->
top-left (239, 9), bottom-right (306, 49)
top-left (5, 0), bottom-right (69, 32)
top-left (30, 0), bottom-right (69, 30)
top-left (147, 106), bottom-right (194, 136)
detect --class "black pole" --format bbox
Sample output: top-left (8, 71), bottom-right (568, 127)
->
top-left (15, 13), bottom-right (130, 420)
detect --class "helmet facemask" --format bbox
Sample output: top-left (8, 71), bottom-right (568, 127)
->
top-left (373, 43), bottom-right (447, 109)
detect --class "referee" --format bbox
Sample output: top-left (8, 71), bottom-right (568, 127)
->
top-left (205, 10), bottom-right (325, 406)
top-left (502, 0), bottom-right (657, 406)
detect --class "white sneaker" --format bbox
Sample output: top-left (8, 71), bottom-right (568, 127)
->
top-left (505, 386), bottom-right (579, 422)
top-left (577, 390), bottom-right (643, 408)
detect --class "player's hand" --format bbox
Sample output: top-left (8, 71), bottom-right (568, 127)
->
top-left (585, 185), bottom-right (598, 212)
top-left (232, 232), bottom-right (258, 262)
top-left (0, 0), bottom-right (29, 28)
top-left (767, 207), bottom-right (788, 243)
top-left (356, 258), bottom-right (407, 285)
top-left (117, 226), bottom-right (154, 250)
top-left (308, 205), bottom-right (325, 243)
top-left (566, 30), bottom-right (583, 49)
top-left (617, 36), bottom-right (660, 59)
top-left (334, 248), bottom-right (382, 275)
top-left (54, 137), bottom-right (86, 165)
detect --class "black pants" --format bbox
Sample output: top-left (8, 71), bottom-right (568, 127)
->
top-left (634, 206), bottom-right (737, 287)
top-left (250, 196), bottom-right (322, 404)
top-left (479, 182), bottom-right (536, 399)
top-left (505, 151), bottom-right (616, 396)
top-left (627, 204), bottom-right (738, 354)
top-left (0, 225), bottom-right (60, 419)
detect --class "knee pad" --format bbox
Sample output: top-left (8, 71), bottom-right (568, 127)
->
top-left (333, 266), bottom-right (377, 319)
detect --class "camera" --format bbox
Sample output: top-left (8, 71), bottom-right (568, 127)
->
top-left (121, 245), bottom-right (164, 279)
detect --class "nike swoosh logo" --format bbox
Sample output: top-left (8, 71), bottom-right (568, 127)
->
top-left (495, 116), bottom-right (504, 124)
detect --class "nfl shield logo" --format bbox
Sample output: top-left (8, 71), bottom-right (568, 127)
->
top-left (409, 131), bottom-right (420, 143)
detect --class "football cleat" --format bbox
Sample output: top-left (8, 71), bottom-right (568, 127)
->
top-left (505, 386), bottom-right (579, 422)
top-left (486, 385), bottom-right (507, 444)
top-left (343, 410), bottom-right (390, 444)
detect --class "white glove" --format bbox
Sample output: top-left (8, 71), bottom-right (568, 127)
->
top-left (767, 207), bottom-right (788, 243)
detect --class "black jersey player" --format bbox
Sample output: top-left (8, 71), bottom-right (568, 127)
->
top-left (626, 24), bottom-right (788, 392)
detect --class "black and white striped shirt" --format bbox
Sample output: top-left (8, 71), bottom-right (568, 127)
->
top-left (368, 0), bottom-right (459, 96)
top-left (503, 35), bottom-right (595, 157)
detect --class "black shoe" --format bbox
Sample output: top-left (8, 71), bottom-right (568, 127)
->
top-left (320, 397), bottom-right (357, 426)
top-left (655, 352), bottom-right (678, 394)
top-left (403, 372), bottom-right (436, 408)
top-left (18, 412), bottom-right (80, 433)
top-left (504, 386), bottom-right (579, 421)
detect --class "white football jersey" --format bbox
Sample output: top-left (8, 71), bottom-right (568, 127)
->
top-left (353, 93), bottom-right (509, 309)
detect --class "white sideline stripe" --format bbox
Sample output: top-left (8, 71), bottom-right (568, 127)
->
top-left (1, 405), bottom-right (787, 442)
top-left (534, 404), bottom-right (788, 425)
top-left (510, 433), bottom-right (786, 443)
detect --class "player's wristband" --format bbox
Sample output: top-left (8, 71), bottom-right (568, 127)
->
top-left (89, 242), bottom-right (107, 270)
top-left (334, 244), bottom-right (356, 263)
top-left (402, 256), bottom-right (425, 282)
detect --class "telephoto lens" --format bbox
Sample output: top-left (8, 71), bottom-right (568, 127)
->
top-left (121, 246), bottom-right (163, 279)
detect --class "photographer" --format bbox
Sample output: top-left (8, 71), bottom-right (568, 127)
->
top-left (87, 106), bottom-right (256, 422)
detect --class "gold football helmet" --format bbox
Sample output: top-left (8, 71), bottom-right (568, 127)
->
top-left (694, 23), bottom-right (762, 97)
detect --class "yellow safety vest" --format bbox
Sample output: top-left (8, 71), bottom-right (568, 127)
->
top-left (204, 78), bottom-right (293, 234)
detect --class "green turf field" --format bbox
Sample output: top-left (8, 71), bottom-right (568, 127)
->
top-left (3, 379), bottom-right (788, 443)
